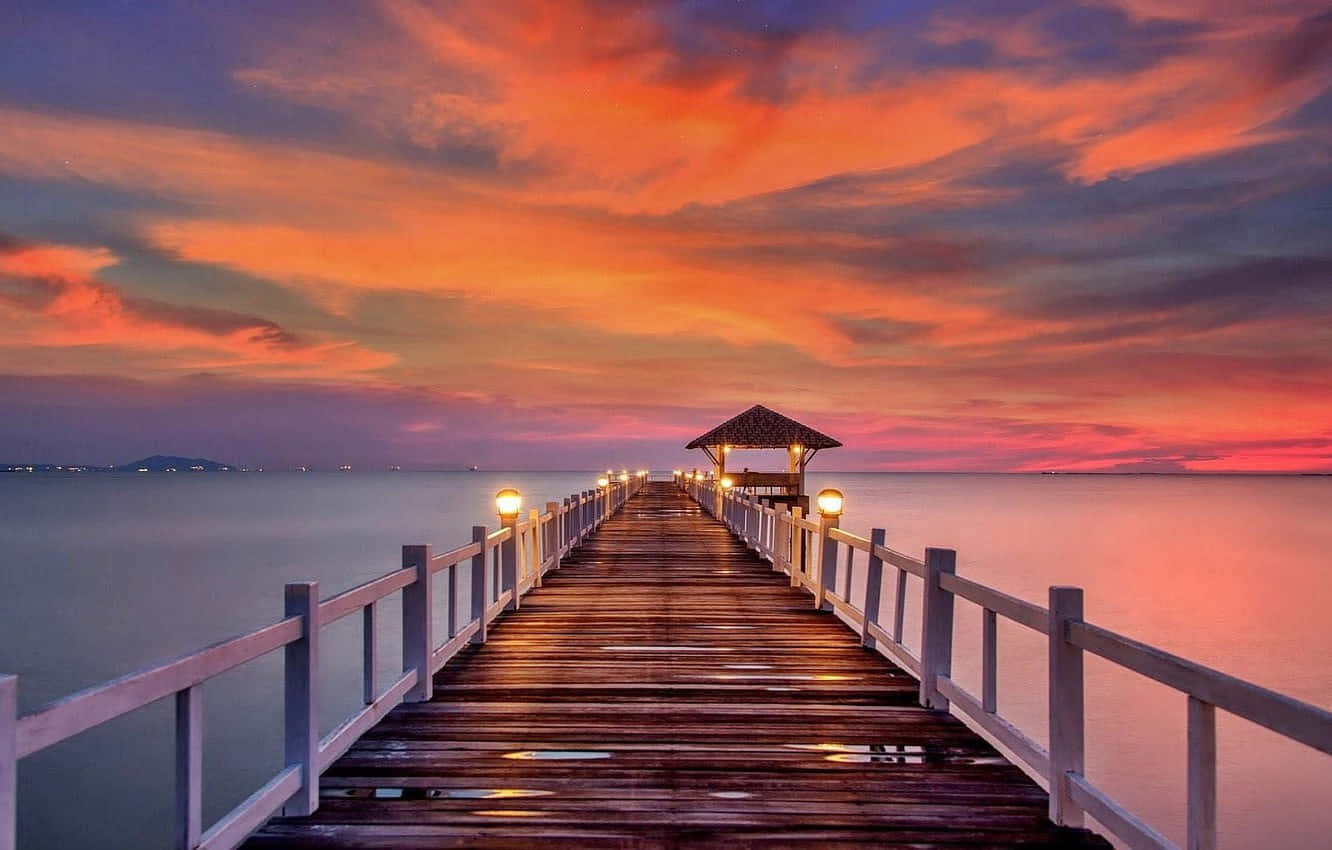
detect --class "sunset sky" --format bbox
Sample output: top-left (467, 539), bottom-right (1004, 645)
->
top-left (2, 1), bottom-right (1330, 471)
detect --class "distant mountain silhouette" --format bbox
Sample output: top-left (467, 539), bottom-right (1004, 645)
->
top-left (115, 455), bottom-right (234, 472)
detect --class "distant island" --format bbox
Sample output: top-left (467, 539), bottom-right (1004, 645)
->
top-left (3, 454), bottom-right (237, 473)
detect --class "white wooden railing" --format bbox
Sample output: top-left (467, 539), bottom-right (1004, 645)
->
top-left (681, 475), bottom-right (1332, 850)
top-left (0, 475), bottom-right (644, 850)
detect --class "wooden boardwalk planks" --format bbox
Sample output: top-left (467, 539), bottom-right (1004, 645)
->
top-left (246, 482), bottom-right (1109, 848)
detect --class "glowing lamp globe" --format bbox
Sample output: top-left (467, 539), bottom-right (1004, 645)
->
top-left (495, 488), bottom-right (523, 518)
top-left (721, 477), bottom-right (734, 490)
top-left (597, 476), bottom-right (609, 488)
top-left (816, 488), bottom-right (844, 517)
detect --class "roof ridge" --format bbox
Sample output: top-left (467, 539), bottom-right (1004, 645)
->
top-left (685, 405), bottom-right (842, 450)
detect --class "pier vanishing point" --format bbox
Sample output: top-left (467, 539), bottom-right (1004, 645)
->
top-left (3, 408), bottom-right (1329, 849)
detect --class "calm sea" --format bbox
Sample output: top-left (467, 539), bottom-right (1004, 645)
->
top-left (1, 471), bottom-right (1328, 848)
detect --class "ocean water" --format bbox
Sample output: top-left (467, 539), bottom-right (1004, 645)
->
top-left (1, 471), bottom-right (1329, 848)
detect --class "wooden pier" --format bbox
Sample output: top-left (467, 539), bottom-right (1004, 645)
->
top-left (4, 469), bottom-right (1329, 850)
top-left (245, 482), bottom-right (1106, 848)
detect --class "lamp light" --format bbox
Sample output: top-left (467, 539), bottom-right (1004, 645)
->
top-left (597, 476), bottom-right (610, 488)
top-left (721, 477), bottom-right (734, 490)
top-left (619, 472), bottom-right (629, 482)
top-left (816, 488), bottom-right (844, 517)
top-left (495, 488), bottom-right (523, 518)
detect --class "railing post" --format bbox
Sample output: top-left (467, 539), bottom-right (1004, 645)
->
top-left (861, 529), bottom-right (886, 647)
top-left (1048, 585), bottom-right (1085, 827)
top-left (500, 513), bottom-right (519, 610)
top-left (919, 548), bottom-right (955, 710)
top-left (283, 580), bottom-right (320, 816)
top-left (401, 545), bottom-right (433, 701)
top-left (1188, 696), bottom-right (1217, 850)
top-left (1, 675), bottom-right (16, 850)
top-left (175, 685), bottom-right (203, 850)
top-left (817, 512), bottom-right (839, 611)
top-left (470, 526), bottom-right (487, 644)
top-left (547, 502), bottom-right (562, 571)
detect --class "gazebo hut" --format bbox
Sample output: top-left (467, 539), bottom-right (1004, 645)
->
top-left (685, 404), bottom-right (842, 515)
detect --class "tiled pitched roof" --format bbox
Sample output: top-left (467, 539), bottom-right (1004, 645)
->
top-left (685, 405), bottom-right (842, 450)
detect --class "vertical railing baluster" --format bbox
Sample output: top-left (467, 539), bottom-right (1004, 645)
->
top-left (982, 608), bottom-right (997, 713)
top-left (0, 675), bottom-right (13, 850)
top-left (789, 508), bottom-right (804, 588)
top-left (759, 499), bottom-right (770, 558)
top-left (175, 685), bottom-right (202, 850)
top-left (561, 498), bottom-right (571, 556)
top-left (842, 545), bottom-right (855, 603)
top-left (817, 512), bottom-right (839, 611)
top-left (861, 529), bottom-right (886, 646)
top-left (577, 491), bottom-right (586, 542)
top-left (401, 546), bottom-right (432, 701)
top-left (1048, 585), bottom-right (1085, 827)
top-left (470, 526), bottom-right (487, 644)
top-left (283, 581), bottom-right (320, 816)
top-left (528, 508), bottom-right (542, 589)
top-left (892, 567), bottom-right (907, 644)
top-left (1188, 696), bottom-right (1217, 850)
top-left (445, 560), bottom-right (457, 640)
top-left (362, 601), bottom-right (376, 703)
top-left (547, 502), bottom-right (562, 571)
top-left (919, 548), bottom-right (956, 710)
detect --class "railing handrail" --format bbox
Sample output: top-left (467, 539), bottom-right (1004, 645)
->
top-left (1068, 620), bottom-right (1332, 755)
top-left (687, 477), bottom-right (1331, 850)
top-left (1, 474), bottom-right (646, 850)
top-left (15, 616), bottom-right (304, 759)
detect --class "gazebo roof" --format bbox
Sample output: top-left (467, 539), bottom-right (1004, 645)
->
top-left (685, 404), bottom-right (842, 450)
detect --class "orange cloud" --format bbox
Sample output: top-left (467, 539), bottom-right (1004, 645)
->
top-left (231, 0), bottom-right (1332, 202)
top-left (0, 235), bottom-right (393, 377)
